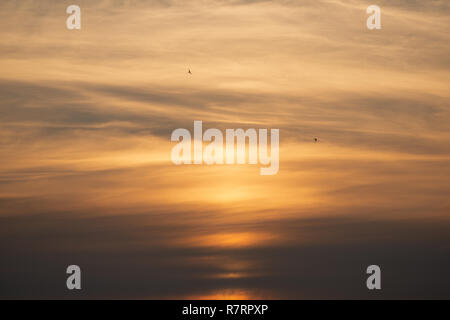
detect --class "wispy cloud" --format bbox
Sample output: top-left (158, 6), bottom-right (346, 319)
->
top-left (0, 0), bottom-right (449, 299)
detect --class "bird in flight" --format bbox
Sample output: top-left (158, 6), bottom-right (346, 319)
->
top-left (188, 69), bottom-right (192, 75)
top-left (314, 137), bottom-right (319, 142)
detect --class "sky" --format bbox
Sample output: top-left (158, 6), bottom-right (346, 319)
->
top-left (0, 0), bottom-right (449, 299)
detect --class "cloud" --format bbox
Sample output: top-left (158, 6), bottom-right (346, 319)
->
top-left (0, 0), bottom-right (449, 299)
top-left (1, 211), bottom-right (449, 299)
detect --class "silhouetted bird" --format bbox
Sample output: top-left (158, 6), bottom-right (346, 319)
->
top-left (314, 137), bottom-right (318, 142)
top-left (188, 69), bottom-right (192, 75)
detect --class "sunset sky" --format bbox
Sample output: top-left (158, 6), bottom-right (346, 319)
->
top-left (1, 0), bottom-right (449, 299)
